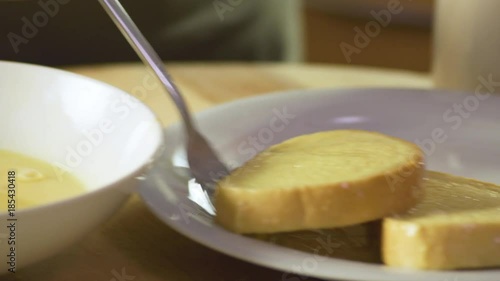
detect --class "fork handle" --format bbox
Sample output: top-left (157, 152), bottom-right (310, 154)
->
top-left (98, 0), bottom-right (195, 131)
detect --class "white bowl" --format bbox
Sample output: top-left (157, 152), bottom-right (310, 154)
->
top-left (0, 61), bottom-right (164, 272)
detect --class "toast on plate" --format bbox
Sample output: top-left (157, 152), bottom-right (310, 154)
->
top-left (383, 171), bottom-right (500, 270)
top-left (215, 130), bottom-right (425, 234)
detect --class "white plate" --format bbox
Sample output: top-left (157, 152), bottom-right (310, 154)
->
top-left (139, 88), bottom-right (500, 281)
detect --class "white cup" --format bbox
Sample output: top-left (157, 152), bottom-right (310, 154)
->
top-left (432, 0), bottom-right (500, 94)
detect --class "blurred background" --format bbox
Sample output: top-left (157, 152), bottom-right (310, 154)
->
top-left (305, 0), bottom-right (432, 71)
top-left (0, 0), bottom-right (432, 71)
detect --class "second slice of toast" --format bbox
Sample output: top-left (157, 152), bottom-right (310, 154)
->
top-left (383, 171), bottom-right (500, 270)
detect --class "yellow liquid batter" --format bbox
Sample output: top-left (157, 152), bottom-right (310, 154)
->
top-left (0, 150), bottom-right (86, 210)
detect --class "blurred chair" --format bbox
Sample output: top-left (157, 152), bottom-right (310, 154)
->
top-left (304, 0), bottom-right (433, 71)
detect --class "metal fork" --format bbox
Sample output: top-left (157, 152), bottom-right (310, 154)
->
top-left (98, 0), bottom-right (229, 212)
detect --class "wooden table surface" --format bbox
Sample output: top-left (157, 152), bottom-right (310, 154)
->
top-left (18, 63), bottom-right (431, 281)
